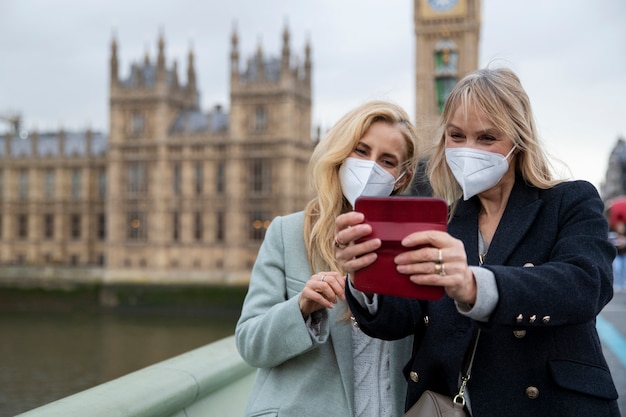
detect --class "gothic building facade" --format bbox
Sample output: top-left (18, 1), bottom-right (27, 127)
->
top-left (410, 0), bottom-right (481, 194)
top-left (0, 26), bottom-right (313, 283)
top-left (601, 136), bottom-right (626, 202)
top-left (414, 0), bottom-right (481, 138)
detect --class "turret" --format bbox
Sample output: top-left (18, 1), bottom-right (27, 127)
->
top-left (281, 24), bottom-right (290, 76)
top-left (157, 32), bottom-right (166, 83)
top-left (110, 34), bottom-right (119, 86)
top-left (304, 38), bottom-right (312, 83)
top-left (255, 41), bottom-right (264, 81)
top-left (230, 25), bottom-right (239, 84)
top-left (186, 47), bottom-right (196, 92)
top-left (172, 60), bottom-right (179, 90)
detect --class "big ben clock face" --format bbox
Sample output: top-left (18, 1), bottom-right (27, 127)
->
top-left (428, 0), bottom-right (459, 11)
top-left (419, 0), bottom-right (466, 17)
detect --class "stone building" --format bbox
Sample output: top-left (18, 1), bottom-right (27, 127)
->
top-left (0, 129), bottom-right (108, 269)
top-left (414, 0), bottom-right (481, 137)
top-left (0, 1), bottom-right (486, 284)
top-left (601, 136), bottom-right (626, 202)
top-left (0, 26), bottom-right (313, 284)
top-left (410, 0), bottom-right (481, 194)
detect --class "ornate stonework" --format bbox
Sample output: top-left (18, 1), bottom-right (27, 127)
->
top-left (0, 26), bottom-right (314, 284)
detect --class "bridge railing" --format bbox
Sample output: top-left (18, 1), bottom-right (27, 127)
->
top-left (16, 335), bottom-right (256, 417)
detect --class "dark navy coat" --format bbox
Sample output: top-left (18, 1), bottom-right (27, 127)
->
top-left (347, 179), bottom-right (620, 417)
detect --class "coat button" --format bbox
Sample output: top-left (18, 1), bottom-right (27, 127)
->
top-left (513, 330), bottom-right (526, 338)
top-left (542, 316), bottom-right (551, 324)
top-left (525, 386), bottom-right (539, 399)
top-left (410, 371), bottom-right (419, 383)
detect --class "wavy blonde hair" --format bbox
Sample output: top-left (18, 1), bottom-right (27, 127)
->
top-left (427, 67), bottom-right (562, 209)
top-left (303, 100), bottom-right (420, 273)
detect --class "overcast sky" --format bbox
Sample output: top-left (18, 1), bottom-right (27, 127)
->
top-left (1, 0), bottom-right (625, 190)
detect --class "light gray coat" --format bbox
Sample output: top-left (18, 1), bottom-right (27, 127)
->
top-left (236, 211), bottom-right (412, 417)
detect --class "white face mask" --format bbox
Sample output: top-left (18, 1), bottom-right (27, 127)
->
top-left (445, 146), bottom-right (516, 200)
top-left (339, 157), bottom-right (405, 208)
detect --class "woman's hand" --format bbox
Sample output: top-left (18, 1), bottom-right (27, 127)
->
top-left (334, 212), bottom-right (381, 281)
top-left (298, 271), bottom-right (346, 319)
top-left (395, 230), bottom-right (477, 305)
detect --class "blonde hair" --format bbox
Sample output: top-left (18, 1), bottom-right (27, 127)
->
top-left (303, 100), bottom-right (420, 273)
top-left (427, 67), bottom-right (562, 207)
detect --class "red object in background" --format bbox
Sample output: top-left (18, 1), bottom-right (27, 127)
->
top-left (608, 197), bottom-right (626, 229)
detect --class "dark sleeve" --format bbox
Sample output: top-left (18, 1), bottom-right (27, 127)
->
top-left (345, 276), bottom-right (425, 341)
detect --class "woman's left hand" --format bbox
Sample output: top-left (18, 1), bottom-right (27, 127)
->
top-left (394, 230), bottom-right (477, 305)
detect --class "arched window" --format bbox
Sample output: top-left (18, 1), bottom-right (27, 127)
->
top-left (434, 38), bottom-right (459, 113)
top-left (255, 106), bottom-right (267, 132)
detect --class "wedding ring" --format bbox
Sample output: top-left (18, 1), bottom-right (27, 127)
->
top-left (439, 263), bottom-right (446, 276)
top-left (434, 263), bottom-right (442, 275)
top-left (320, 274), bottom-right (327, 282)
top-left (436, 249), bottom-right (443, 264)
top-left (334, 237), bottom-right (346, 249)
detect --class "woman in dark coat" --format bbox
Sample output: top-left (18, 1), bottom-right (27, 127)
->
top-left (334, 67), bottom-right (620, 416)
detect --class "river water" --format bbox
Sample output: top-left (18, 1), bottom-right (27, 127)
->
top-left (0, 309), bottom-right (240, 416)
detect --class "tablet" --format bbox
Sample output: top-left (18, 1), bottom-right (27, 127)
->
top-left (353, 196), bottom-right (448, 300)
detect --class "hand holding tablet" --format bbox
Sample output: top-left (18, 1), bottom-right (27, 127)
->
top-left (353, 196), bottom-right (448, 300)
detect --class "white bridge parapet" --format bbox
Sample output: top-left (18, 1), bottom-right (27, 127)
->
top-left (16, 335), bottom-right (255, 417)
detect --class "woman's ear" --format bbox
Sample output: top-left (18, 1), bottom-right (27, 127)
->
top-left (394, 170), bottom-right (411, 191)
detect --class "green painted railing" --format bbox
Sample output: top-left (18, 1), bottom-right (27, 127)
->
top-left (16, 335), bottom-right (256, 417)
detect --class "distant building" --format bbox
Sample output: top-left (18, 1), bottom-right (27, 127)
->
top-left (414, 0), bottom-right (481, 138)
top-left (601, 136), bottom-right (626, 202)
top-left (0, 26), bottom-right (313, 284)
top-left (411, 0), bottom-right (481, 195)
top-left (13, 2), bottom-right (617, 285)
top-left (0, 129), bottom-right (108, 269)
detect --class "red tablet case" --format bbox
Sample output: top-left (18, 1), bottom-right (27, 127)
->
top-left (353, 196), bottom-right (448, 300)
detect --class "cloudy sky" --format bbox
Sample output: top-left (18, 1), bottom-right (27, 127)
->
top-left (1, 0), bottom-right (625, 190)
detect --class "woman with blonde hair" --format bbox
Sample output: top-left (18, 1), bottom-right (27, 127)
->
top-left (236, 100), bottom-right (420, 417)
top-left (336, 68), bottom-right (619, 416)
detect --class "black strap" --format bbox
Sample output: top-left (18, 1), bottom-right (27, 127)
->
top-left (412, 300), bottom-right (429, 356)
top-left (412, 302), bottom-right (481, 384)
top-left (461, 328), bottom-right (481, 378)
top-left (453, 327), bottom-right (481, 406)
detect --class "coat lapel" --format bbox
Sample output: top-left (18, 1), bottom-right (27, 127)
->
top-left (488, 180), bottom-right (542, 265)
top-left (449, 198), bottom-right (482, 266)
top-left (449, 179), bottom-right (543, 266)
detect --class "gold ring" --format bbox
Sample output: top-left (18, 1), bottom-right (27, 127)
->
top-left (334, 237), bottom-right (346, 249)
top-left (436, 249), bottom-right (443, 264)
top-left (434, 263), bottom-right (441, 274)
top-left (439, 263), bottom-right (446, 276)
top-left (320, 274), bottom-right (327, 282)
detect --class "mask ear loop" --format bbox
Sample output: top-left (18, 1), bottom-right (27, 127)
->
top-left (505, 145), bottom-right (517, 160)
top-left (393, 170), bottom-right (407, 190)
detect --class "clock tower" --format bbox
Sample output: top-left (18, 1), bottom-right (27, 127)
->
top-left (414, 0), bottom-right (481, 138)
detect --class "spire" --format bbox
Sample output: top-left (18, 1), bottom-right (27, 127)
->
top-left (185, 45), bottom-right (199, 108)
top-left (157, 30), bottom-right (165, 71)
top-left (256, 39), bottom-right (264, 81)
top-left (230, 23), bottom-right (240, 84)
top-left (156, 29), bottom-right (167, 84)
top-left (304, 36), bottom-right (312, 82)
top-left (186, 46), bottom-right (196, 91)
top-left (230, 22), bottom-right (239, 72)
top-left (172, 59), bottom-right (179, 90)
top-left (110, 32), bottom-right (119, 85)
top-left (281, 22), bottom-right (291, 75)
